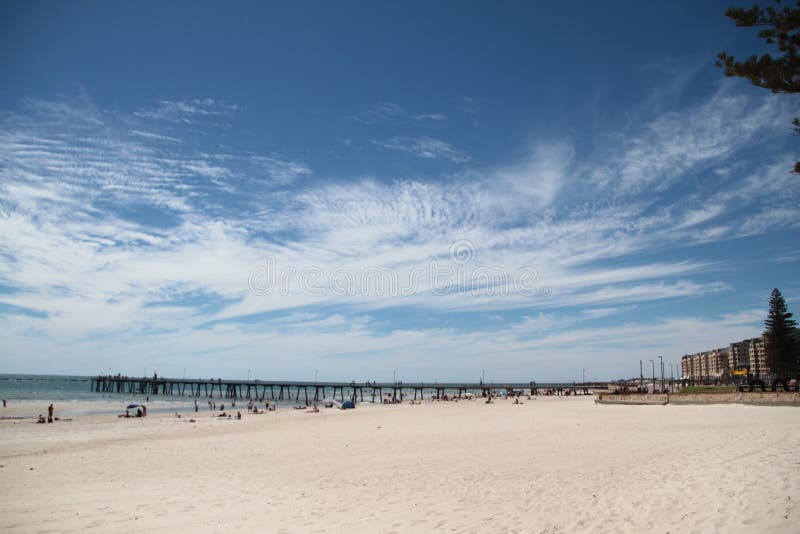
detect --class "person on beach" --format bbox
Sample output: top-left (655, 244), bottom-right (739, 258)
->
top-left (37, 414), bottom-right (46, 423)
top-left (142, 405), bottom-right (147, 416)
top-left (236, 411), bottom-right (241, 419)
top-left (47, 403), bottom-right (54, 423)
top-left (2, 399), bottom-right (6, 407)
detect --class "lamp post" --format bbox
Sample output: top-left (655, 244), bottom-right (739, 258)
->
top-left (649, 359), bottom-right (655, 394)
top-left (658, 355), bottom-right (664, 393)
top-left (639, 360), bottom-right (643, 389)
top-left (667, 364), bottom-right (671, 392)
top-left (668, 363), bottom-right (673, 392)
top-left (671, 363), bottom-right (675, 392)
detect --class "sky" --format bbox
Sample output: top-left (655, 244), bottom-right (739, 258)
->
top-left (0, 1), bottom-right (798, 382)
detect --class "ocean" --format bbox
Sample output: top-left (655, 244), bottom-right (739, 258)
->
top-left (0, 374), bottom-right (200, 416)
top-left (0, 373), bottom-right (569, 418)
top-left (0, 374), bottom-right (96, 402)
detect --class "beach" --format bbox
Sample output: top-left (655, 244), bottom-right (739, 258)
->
top-left (1, 396), bottom-right (798, 533)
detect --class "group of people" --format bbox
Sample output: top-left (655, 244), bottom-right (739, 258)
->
top-left (215, 411), bottom-right (242, 419)
top-left (118, 405), bottom-right (147, 418)
top-left (37, 403), bottom-right (55, 423)
top-left (292, 404), bottom-right (320, 412)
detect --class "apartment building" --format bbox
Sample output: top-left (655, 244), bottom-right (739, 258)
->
top-left (748, 337), bottom-right (770, 377)
top-left (681, 348), bottom-right (729, 380)
top-left (729, 340), bottom-right (751, 371)
top-left (683, 336), bottom-right (774, 381)
top-left (708, 348), bottom-right (730, 378)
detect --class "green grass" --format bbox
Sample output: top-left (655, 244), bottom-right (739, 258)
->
top-left (678, 385), bottom-right (739, 394)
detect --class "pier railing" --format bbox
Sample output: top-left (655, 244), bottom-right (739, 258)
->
top-left (91, 376), bottom-right (603, 403)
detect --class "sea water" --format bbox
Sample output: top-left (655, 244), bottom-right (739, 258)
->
top-left (0, 374), bottom-right (96, 402)
top-left (0, 373), bottom-right (199, 417)
top-left (0, 374), bottom-right (395, 417)
top-left (0, 373), bottom-right (551, 418)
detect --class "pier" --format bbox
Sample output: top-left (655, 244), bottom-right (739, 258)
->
top-left (91, 376), bottom-right (602, 403)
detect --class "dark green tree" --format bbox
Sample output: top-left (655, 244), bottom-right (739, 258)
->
top-left (716, 0), bottom-right (800, 171)
top-left (764, 288), bottom-right (799, 378)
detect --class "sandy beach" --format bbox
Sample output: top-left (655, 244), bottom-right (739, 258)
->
top-left (0, 396), bottom-right (798, 533)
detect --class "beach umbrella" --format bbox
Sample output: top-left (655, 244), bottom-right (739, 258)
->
top-left (126, 403), bottom-right (140, 409)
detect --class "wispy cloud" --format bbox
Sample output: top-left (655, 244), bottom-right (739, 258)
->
top-left (129, 129), bottom-right (181, 142)
top-left (251, 156), bottom-right (312, 184)
top-left (373, 136), bottom-right (470, 163)
top-left (590, 88), bottom-right (789, 195)
top-left (0, 87), bottom-right (797, 378)
top-left (351, 102), bottom-right (404, 124)
top-left (414, 113), bottom-right (447, 121)
top-left (134, 98), bottom-right (238, 123)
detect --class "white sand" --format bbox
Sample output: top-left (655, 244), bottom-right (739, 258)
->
top-left (0, 396), bottom-right (798, 532)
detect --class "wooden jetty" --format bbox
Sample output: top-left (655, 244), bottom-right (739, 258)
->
top-left (91, 376), bottom-right (602, 404)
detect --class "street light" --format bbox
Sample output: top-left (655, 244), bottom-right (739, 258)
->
top-left (672, 363), bottom-right (675, 392)
top-left (649, 359), bottom-right (655, 394)
top-left (668, 363), bottom-right (674, 392)
top-left (639, 360), bottom-right (643, 388)
top-left (658, 355), bottom-right (664, 393)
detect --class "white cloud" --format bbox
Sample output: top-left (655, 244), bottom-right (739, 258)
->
top-left (487, 142), bottom-right (573, 213)
top-left (591, 88), bottom-right (789, 195)
top-left (0, 88), bottom-right (797, 379)
top-left (134, 98), bottom-right (238, 123)
top-left (374, 136), bottom-right (470, 163)
top-left (352, 102), bottom-right (404, 124)
top-left (129, 129), bottom-right (181, 142)
top-left (251, 155), bottom-right (312, 184)
top-left (414, 113), bottom-right (447, 121)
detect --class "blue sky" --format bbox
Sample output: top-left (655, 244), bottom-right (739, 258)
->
top-left (0, 1), bottom-right (798, 381)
